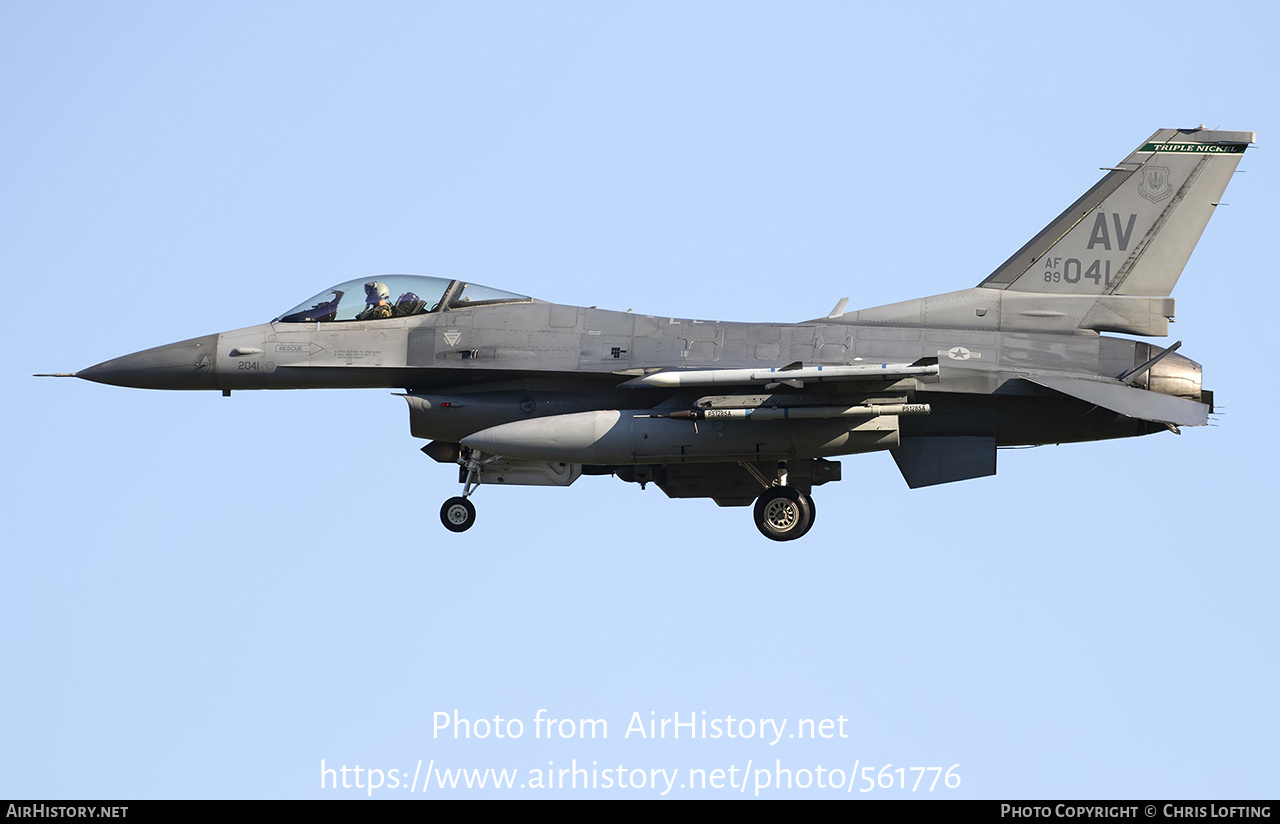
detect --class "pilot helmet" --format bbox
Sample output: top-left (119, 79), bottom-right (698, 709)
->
top-left (364, 281), bottom-right (390, 304)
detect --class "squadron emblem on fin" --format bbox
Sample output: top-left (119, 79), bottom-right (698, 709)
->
top-left (1138, 165), bottom-right (1173, 203)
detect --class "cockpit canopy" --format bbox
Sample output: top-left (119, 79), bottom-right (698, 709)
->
top-left (274, 276), bottom-right (530, 323)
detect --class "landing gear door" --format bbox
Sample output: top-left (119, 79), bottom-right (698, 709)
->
top-left (473, 459), bottom-right (583, 487)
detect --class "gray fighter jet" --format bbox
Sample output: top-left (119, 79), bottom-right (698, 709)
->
top-left (48, 127), bottom-right (1252, 540)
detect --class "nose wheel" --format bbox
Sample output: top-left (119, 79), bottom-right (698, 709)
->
top-left (440, 496), bottom-right (477, 532)
top-left (753, 486), bottom-right (816, 541)
top-left (439, 447), bottom-right (493, 533)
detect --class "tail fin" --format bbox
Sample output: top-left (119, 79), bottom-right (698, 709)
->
top-left (980, 127), bottom-right (1254, 296)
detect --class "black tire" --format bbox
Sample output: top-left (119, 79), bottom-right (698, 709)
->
top-left (753, 487), bottom-right (813, 541)
top-left (796, 492), bottom-right (816, 538)
top-left (440, 496), bottom-right (476, 532)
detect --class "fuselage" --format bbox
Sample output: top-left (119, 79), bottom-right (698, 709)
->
top-left (76, 288), bottom-right (1197, 459)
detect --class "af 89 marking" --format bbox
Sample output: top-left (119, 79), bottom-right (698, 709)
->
top-left (1044, 257), bottom-right (1116, 286)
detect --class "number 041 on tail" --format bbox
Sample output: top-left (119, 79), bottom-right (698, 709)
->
top-left (47, 127), bottom-right (1253, 541)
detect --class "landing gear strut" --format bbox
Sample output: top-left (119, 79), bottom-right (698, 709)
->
top-left (746, 460), bottom-right (817, 541)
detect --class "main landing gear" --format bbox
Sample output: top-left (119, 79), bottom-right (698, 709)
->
top-left (744, 461), bottom-right (817, 542)
top-left (753, 486), bottom-right (816, 541)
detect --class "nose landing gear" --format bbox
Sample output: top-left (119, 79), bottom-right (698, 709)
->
top-left (438, 448), bottom-right (493, 533)
top-left (440, 497), bottom-right (476, 532)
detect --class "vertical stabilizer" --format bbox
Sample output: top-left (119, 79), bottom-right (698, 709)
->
top-left (980, 128), bottom-right (1253, 297)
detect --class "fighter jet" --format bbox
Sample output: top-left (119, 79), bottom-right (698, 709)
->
top-left (46, 127), bottom-right (1252, 540)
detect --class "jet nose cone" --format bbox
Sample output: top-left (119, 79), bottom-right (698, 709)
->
top-left (77, 334), bottom-right (219, 390)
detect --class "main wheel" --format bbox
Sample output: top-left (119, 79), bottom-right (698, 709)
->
top-left (753, 487), bottom-right (813, 541)
top-left (797, 493), bottom-right (816, 538)
top-left (440, 496), bottom-right (476, 532)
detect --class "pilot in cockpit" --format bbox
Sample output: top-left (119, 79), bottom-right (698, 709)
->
top-left (356, 281), bottom-right (394, 321)
top-left (393, 291), bottom-right (427, 317)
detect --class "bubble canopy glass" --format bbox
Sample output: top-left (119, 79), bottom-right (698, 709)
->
top-left (274, 276), bottom-right (530, 323)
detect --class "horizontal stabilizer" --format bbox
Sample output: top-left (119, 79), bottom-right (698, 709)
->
top-left (1023, 375), bottom-right (1208, 426)
top-left (891, 436), bottom-right (996, 488)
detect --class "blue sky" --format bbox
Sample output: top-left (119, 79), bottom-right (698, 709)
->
top-left (2, 0), bottom-right (1276, 799)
